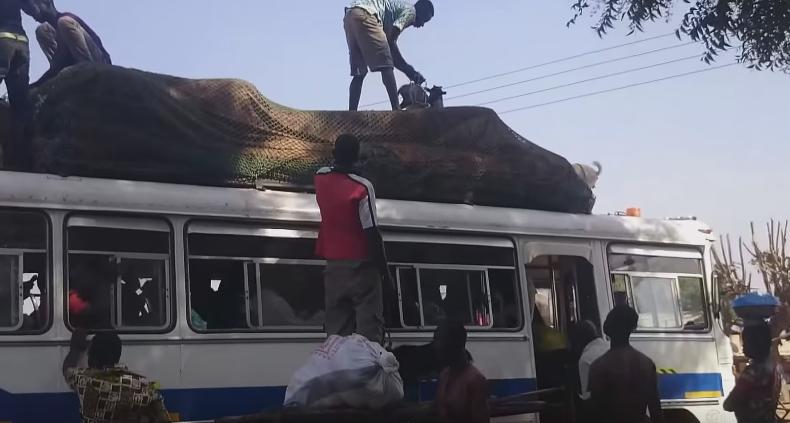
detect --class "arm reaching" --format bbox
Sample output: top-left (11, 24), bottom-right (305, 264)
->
top-left (62, 329), bottom-right (89, 379)
top-left (387, 28), bottom-right (421, 82)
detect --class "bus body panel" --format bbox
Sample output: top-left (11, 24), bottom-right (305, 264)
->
top-left (0, 172), bottom-right (735, 423)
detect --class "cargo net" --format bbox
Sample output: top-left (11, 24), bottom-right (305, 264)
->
top-left (20, 64), bottom-right (593, 213)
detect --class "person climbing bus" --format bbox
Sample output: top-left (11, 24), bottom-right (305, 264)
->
top-left (343, 0), bottom-right (434, 111)
top-left (29, 0), bottom-right (111, 87)
top-left (314, 134), bottom-right (391, 344)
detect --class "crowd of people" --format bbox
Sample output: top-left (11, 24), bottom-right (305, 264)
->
top-left (3, 0), bottom-right (785, 422)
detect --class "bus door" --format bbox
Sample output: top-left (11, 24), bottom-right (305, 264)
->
top-left (521, 240), bottom-right (604, 423)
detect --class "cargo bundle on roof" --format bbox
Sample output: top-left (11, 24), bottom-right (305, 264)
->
top-left (3, 64), bottom-right (594, 214)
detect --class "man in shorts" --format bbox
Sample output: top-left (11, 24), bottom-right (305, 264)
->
top-left (344, 0), bottom-right (434, 111)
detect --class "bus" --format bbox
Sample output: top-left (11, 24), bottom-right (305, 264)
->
top-left (0, 170), bottom-right (735, 423)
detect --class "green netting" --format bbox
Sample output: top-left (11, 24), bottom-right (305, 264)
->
top-left (14, 64), bottom-right (593, 213)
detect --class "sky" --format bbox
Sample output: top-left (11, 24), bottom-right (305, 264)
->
top-left (20, 1), bottom-right (790, 277)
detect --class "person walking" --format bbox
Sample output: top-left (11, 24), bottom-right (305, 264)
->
top-left (343, 0), bottom-right (434, 111)
top-left (589, 305), bottom-right (663, 423)
top-left (724, 321), bottom-right (782, 423)
top-left (63, 330), bottom-right (170, 422)
top-left (314, 134), bottom-right (390, 344)
top-left (29, 0), bottom-right (110, 87)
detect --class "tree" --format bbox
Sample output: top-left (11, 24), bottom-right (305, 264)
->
top-left (568, 0), bottom-right (790, 72)
top-left (713, 220), bottom-right (790, 338)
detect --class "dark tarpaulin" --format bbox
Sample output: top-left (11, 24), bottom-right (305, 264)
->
top-left (5, 64), bottom-right (594, 214)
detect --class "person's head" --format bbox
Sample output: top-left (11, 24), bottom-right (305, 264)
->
top-left (435, 320), bottom-right (467, 367)
top-left (88, 332), bottom-right (122, 369)
top-left (742, 321), bottom-right (772, 362)
top-left (333, 134), bottom-right (360, 168)
top-left (29, 0), bottom-right (58, 24)
top-left (603, 305), bottom-right (639, 345)
top-left (413, 0), bottom-right (434, 28)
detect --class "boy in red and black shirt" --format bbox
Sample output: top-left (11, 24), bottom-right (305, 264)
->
top-left (315, 134), bottom-right (390, 344)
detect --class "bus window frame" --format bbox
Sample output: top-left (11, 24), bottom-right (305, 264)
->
top-left (0, 251), bottom-right (24, 332)
top-left (185, 220), bottom-right (327, 334)
top-left (0, 208), bottom-right (52, 336)
top-left (63, 213), bottom-right (176, 334)
top-left (606, 244), bottom-right (711, 334)
top-left (186, 256), bottom-right (329, 333)
top-left (185, 219), bottom-right (524, 334)
top-left (392, 263), bottom-right (495, 330)
top-left (525, 264), bottom-right (560, 331)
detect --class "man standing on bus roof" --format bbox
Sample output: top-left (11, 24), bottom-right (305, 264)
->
top-left (314, 134), bottom-right (390, 344)
top-left (589, 306), bottom-right (663, 423)
top-left (344, 0), bottom-right (434, 111)
top-left (63, 329), bottom-right (171, 422)
top-left (0, 0), bottom-right (37, 169)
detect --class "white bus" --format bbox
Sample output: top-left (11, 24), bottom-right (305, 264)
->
top-left (0, 170), bottom-right (735, 423)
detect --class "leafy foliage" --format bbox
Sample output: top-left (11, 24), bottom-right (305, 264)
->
top-left (568, 0), bottom-right (790, 72)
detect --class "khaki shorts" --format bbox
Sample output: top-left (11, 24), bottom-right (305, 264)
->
top-left (344, 7), bottom-right (393, 76)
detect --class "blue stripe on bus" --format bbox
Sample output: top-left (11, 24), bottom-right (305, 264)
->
top-left (0, 378), bottom-right (538, 423)
top-left (0, 375), bottom-right (721, 422)
top-left (657, 372), bottom-right (723, 400)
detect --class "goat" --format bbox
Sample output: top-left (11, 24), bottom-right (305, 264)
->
top-left (398, 83), bottom-right (429, 110)
top-left (427, 86), bottom-right (446, 109)
top-left (573, 161), bottom-right (602, 189)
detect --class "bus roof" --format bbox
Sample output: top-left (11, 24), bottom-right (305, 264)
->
top-left (0, 171), bottom-right (712, 245)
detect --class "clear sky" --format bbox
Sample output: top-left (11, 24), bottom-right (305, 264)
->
top-left (20, 1), bottom-right (790, 269)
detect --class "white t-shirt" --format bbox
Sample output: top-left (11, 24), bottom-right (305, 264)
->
top-left (578, 337), bottom-right (609, 400)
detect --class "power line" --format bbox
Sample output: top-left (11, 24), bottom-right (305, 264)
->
top-left (445, 33), bottom-right (676, 89)
top-left (362, 32), bottom-right (676, 107)
top-left (475, 54), bottom-right (700, 107)
top-left (498, 63), bottom-right (737, 114)
top-left (445, 41), bottom-right (695, 102)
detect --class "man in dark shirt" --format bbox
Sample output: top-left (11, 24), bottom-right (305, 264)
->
top-left (589, 305), bottom-right (663, 423)
top-left (314, 134), bottom-right (390, 343)
top-left (0, 0), bottom-right (37, 168)
top-left (29, 0), bottom-right (110, 87)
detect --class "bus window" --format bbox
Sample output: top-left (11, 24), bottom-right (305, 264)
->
top-left (66, 216), bottom-right (172, 332)
top-left (393, 266), bottom-right (493, 329)
top-left (489, 269), bottom-right (520, 329)
top-left (188, 259), bottom-right (249, 331)
top-left (526, 254), bottom-right (599, 337)
top-left (387, 238), bottom-right (519, 330)
top-left (0, 210), bottom-right (49, 334)
top-left (259, 263), bottom-right (325, 328)
top-left (527, 267), bottom-right (557, 329)
top-left (608, 246), bottom-right (708, 332)
top-left (186, 223), bottom-right (325, 332)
